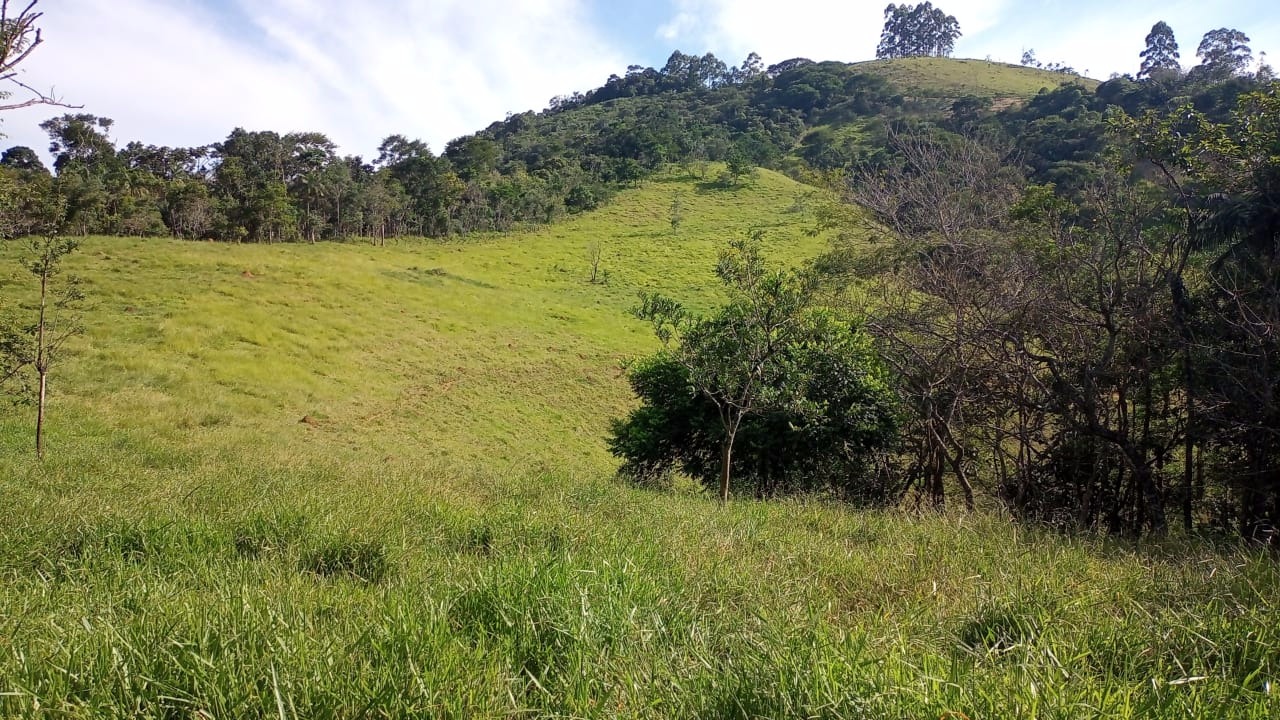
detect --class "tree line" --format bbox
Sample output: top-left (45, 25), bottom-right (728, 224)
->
top-left (830, 85), bottom-right (1279, 541)
top-left (0, 2), bottom-right (968, 244)
top-left (0, 49), bottom-right (918, 243)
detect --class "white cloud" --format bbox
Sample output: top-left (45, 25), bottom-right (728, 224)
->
top-left (654, 0), bottom-right (1012, 67)
top-left (1, 0), bottom-right (624, 162)
top-left (657, 12), bottom-right (699, 42)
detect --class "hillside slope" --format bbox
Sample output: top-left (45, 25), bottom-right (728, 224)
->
top-left (0, 168), bottom-right (827, 477)
top-left (852, 56), bottom-right (1097, 102)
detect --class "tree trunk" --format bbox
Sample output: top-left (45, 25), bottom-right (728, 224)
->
top-left (948, 448), bottom-right (975, 511)
top-left (1128, 451), bottom-right (1167, 535)
top-left (1182, 344), bottom-right (1195, 532)
top-left (719, 437), bottom-right (732, 503)
top-left (35, 370), bottom-right (47, 459)
top-left (35, 265), bottom-right (48, 458)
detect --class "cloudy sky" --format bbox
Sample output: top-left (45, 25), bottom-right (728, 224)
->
top-left (2, 1), bottom-right (1277, 163)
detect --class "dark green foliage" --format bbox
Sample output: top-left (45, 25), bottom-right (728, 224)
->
top-left (958, 606), bottom-right (1043, 654)
top-left (43, 518), bottom-right (226, 574)
top-left (1139, 21), bottom-right (1181, 80)
top-left (1, 145), bottom-right (45, 172)
top-left (232, 510), bottom-right (311, 559)
top-left (608, 353), bottom-right (716, 488)
top-left (454, 522), bottom-right (495, 555)
top-left (946, 95), bottom-right (993, 132)
top-left (1194, 28), bottom-right (1252, 81)
top-left (610, 320), bottom-right (900, 502)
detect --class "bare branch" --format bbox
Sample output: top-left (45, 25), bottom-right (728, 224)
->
top-left (0, 1), bottom-right (77, 114)
top-left (0, 76), bottom-right (79, 111)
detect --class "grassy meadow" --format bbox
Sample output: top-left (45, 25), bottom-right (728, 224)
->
top-left (0, 169), bottom-right (1277, 718)
top-left (852, 57), bottom-right (1099, 102)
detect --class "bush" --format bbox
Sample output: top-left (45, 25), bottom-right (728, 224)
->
top-left (610, 320), bottom-right (900, 502)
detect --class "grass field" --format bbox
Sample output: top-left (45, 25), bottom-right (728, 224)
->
top-left (1, 169), bottom-right (1277, 718)
top-left (853, 57), bottom-right (1099, 102)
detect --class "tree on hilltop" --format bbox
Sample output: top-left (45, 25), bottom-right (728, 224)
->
top-left (1195, 28), bottom-right (1252, 80)
top-left (1139, 21), bottom-right (1181, 79)
top-left (876, 3), bottom-right (962, 60)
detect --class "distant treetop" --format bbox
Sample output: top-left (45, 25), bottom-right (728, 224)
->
top-left (1139, 21), bottom-right (1181, 79)
top-left (1195, 28), bottom-right (1252, 80)
top-left (876, 2), bottom-right (962, 60)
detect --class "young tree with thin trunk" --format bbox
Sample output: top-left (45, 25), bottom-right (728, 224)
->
top-left (637, 238), bottom-right (816, 502)
top-left (15, 235), bottom-right (81, 458)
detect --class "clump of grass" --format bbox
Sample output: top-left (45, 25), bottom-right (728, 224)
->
top-left (77, 522), bottom-right (154, 564)
top-left (459, 523), bottom-right (495, 555)
top-left (957, 603), bottom-right (1044, 655)
top-left (45, 518), bottom-right (223, 571)
top-left (233, 509), bottom-right (310, 559)
top-left (300, 534), bottom-right (391, 583)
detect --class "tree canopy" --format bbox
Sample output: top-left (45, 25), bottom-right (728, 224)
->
top-left (1195, 28), bottom-right (1252, 80)
top-left (875, 3), bottom-right (962, 59)
top-left (1139, 21), bottom-right (1181, 79)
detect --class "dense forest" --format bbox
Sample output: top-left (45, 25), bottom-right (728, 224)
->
top-left (3, 2), bottom-right (1279, 543)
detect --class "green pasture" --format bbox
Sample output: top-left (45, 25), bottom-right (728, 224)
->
top-left (0, 169), bottom-right (1275, 718)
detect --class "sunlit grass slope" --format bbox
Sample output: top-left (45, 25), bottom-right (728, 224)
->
top-left (4, 169), bottom-right (821, 476)
top-left (0, 169), bottom-right (1277, 718)
top-left (854, 56), bottom-right (1099, 102)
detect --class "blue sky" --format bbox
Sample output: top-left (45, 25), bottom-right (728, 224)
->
top-left (2, 1), bottom-right (1277, 163)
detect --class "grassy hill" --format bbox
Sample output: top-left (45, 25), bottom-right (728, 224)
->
top-left (853, 57), bottom-right (1098, 103)
top-left (1, 171), bottom-right (1277, 718)
top-left (2, 169), bottom-right (824, 474)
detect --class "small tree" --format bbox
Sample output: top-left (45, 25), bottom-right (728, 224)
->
top-left (611, 317), bottom-right (899, 501)
top-left (635, 239), bottom-right (821, 502)
top-left (722, 152), bottom-right (755, 187)
top-left (586, 241), bottom-right (604, 284)
top-left (2, 234), bottom-right (81, 457)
